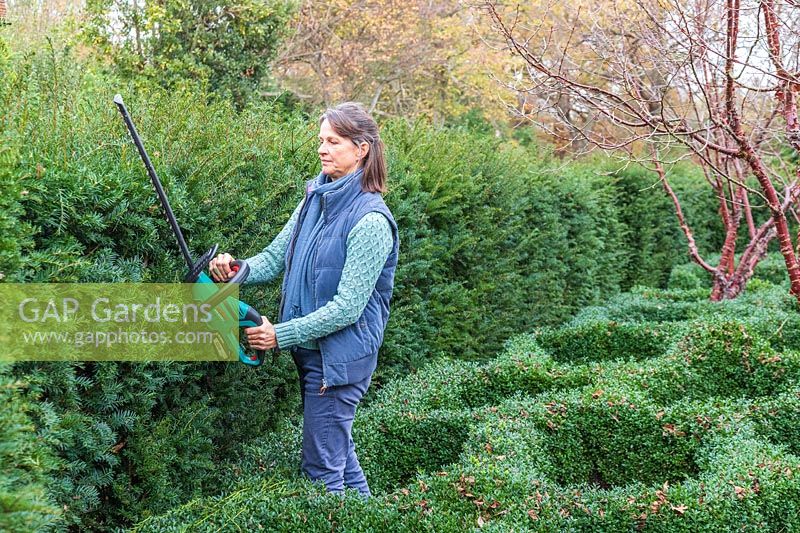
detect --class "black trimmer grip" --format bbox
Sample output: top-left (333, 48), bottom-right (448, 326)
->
top-left (241, 304), bottom-right (266, 366)
top-left (205, 260), bottom-right (250, 309)
top-left (227, 260), bottom-right (250, 285)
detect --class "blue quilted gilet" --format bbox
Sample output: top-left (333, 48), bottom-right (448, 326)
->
top-left (280, 173), bottom-right (399, 387)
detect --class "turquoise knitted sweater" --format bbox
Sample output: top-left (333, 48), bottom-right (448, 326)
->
top-left (243, 199), bottom-right (394, 350)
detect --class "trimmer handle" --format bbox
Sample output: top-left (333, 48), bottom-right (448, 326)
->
top-left (227, 260), bottom-right (249, 284)
top-left (227, 263), bottom-right (267, 366)
top-left (239, 303), bottom-right (266, 366)
top-left (199, 260), bottom-right (266, 366)
top-left (205, 260), bottom-right (250, 309)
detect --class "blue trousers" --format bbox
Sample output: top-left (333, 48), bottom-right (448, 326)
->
top-left (291, 347), bottom-right (372, 497)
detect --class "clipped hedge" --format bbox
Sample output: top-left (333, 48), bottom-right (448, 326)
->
top-left (133, 393), bottom-right (800, 532)
top-left (651, 320), bottom-right (800, 401)
top-left (362, 335), bottom-right (589, 413)
top-left (129, 287), bottom-right (800, 532)
top-left (9, 358), bottom-right (297, 530)
top-left (462, 388), bottom-right (700, 489)
top-left (573, 284), bottom-right (800, 353)
top-left (668, 252), bottom-right (791, 291)
top-left (4, 42), bottom-right (641, 378)
top-left (533, 320), bottom-right (685, 363)
top-left (747, 391), bottom-right (800, 457)
top-left (354, 345), bottom-right (591, 493)
top-left (608, 162), bottom-right (721, 291)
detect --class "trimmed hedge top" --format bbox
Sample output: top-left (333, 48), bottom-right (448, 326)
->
top-left (131, 285), bottom-right (800, 532)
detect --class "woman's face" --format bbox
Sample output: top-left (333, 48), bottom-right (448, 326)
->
top-left (318, 119), bottom-right (367, 179)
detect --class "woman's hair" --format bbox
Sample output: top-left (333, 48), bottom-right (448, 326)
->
top-left (319, 102), bottom-right (387, 194)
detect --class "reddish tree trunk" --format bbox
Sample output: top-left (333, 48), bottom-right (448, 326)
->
top-left (483, 0), bottom-right (800, 305)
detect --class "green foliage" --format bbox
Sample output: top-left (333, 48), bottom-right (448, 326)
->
top-left (667, 262), bottom-right (706, 290)
top-left (0, 44), bottom-right (305, 529)
top-left (469, 388), bottom-right (701, 489)
top-left (573, 283), bottom-right (800, 353)
top-left (382, 130), bottom-right (629, 376)
top-left (607, 162), bottom-right (795, 294)
top-left (749, 391), bottom-right (800, 456)
top-left (0, 43), bottom-right (301, 529)
top-left (0, 137), bottom-right (27, 283)
top-left (7, 33), bottom-right (800, 532)
top-left (14, 361), bottom-right (186, 529)
top-left (130, 289), bottom-right (800, 531)
top-left (0, 365), bottom-right (61, 532)
top-left (667, 252), bottom-right (791, 292)
top-left (354, 344), bottom-right (591, 493)
top-left (608, 162), bottom-right (721, 291)
top-left (534, 320), bottom-right (684, 363)
top-left (655, 320), bottom-right (799, 401)
top-left (9, 357), bottom-right (298, 530)
top-left (83, 0), bottom-right (297, 107)
top-left (0, 36), bottom-right (30, 284)
top-left (3, 43), bottom-right (642, 385)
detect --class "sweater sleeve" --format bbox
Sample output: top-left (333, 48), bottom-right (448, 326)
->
top-left (242, 199), bottom-right (304, 286)
top-left (272, 212), bottom-right (394, 349)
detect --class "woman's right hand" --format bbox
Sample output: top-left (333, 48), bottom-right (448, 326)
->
top-left (208, 252), bottom-right (236, 281)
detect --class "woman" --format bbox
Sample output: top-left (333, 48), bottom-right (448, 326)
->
top-left (208, 102), bottom-right (399, 498)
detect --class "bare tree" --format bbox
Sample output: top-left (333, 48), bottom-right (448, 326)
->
top-left (479, 0), bottom-right (800, 302)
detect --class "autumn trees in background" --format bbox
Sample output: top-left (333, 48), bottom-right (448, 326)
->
top-left (481, 0), bottom-right (800, 302)
top-left (271, 0), bottom-right (513, 124)
top-left (74, 0), bottom-right (516, 122)
top-left (6, 0), bottom-right (800, 303)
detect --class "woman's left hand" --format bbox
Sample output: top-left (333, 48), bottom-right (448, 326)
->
top-left (244, 316), bottom-right (277, 350)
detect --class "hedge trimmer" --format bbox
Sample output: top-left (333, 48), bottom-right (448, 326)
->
top-left (113, 94), bottom-right (265, 366)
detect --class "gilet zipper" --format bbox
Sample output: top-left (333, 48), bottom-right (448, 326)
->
top-left (317, 194), bottom-right (327, 392)
top-left (311, 195), bottom-right (326, 305)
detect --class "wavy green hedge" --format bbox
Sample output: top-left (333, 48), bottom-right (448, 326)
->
top-left (130, 285), bottom-right (800, 532)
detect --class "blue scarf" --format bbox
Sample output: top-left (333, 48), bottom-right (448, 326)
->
top-left (281, 167), bottom-right (364, 322)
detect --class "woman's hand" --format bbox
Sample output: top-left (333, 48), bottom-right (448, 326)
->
top-left (208, 252), bottom-right (236, 282)
top-left (244, 316), bottom-right (277, 350)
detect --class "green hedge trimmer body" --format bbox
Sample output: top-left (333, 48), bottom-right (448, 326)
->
top-left (114, 94), bottom-right (265, 366)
